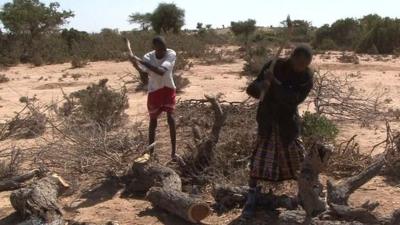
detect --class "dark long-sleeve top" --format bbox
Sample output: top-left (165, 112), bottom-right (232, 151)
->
top-left (247, 58), bottom-right (314, 144)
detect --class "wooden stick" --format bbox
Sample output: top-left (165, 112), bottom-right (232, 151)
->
top-left (259, 15), bottom-right (293, 102)
top-left (123, 37), bottom-right (141, 61)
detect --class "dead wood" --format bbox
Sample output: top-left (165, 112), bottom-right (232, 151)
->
top-left (10, 174), bottom-right (69, 225)
top-left (0, 169), bottom-right (42, 192)
top-left (124, 154), bottom-right (182, 194)
top-left (212, 184), bottom-right (298, 211)
top-left (327, 156), bottom-right (385, 206)
top-left (146, 187), bottom-right (211, 223)
top-left (298, 143), bottom-right (332, 217)
top-left (123, 154), bottom-right (211, 223)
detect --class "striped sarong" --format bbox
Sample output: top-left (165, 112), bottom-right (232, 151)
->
top-left (250, 126), bottom-right (304, 181)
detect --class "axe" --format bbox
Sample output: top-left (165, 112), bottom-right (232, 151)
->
top-left (124, 37), bottom-right (142, 62)
top-left (259, 15), bottom-right (293, 102)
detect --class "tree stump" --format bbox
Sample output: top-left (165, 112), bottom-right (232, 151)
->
top-left (298, 143), bottom-right (332, 217)
top-left (10, 174), bottom-right (69, 225)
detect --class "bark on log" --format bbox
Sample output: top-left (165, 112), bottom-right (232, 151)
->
top-left (125, 154), bottom-right (182, 194)
top-left (212, 184), bottom-right (298, 211)
top-left (10, 174), bottom-right (69, 225)
top-left (298, 143), bottom-right (332, 217)
top-left (326, 204), bottom-right (380, 224)
top-left (278, 210), bottom-right (364, 225)
top-left (327, 156), bottom-right (385, 206)
top-left (124, 155), bottom-right (211, 223)
top-left (146, 187), bottom-right (211, 223)
top-left (0, 169), bottom-right (41, 192)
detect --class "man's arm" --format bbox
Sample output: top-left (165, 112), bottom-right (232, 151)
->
top-left (128, 56), bottom-right (147, 74)
top-left (139, 60), bottom-right (167, 76)
top-left (246, 61), bottom-right (273, 99)
top-left (139, 51), bottom-right (176, 76)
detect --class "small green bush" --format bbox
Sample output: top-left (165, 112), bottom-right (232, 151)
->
top-left (61, 79), bottom-right (129, 128)
top-left (302, 111), bottom-right (339, 146)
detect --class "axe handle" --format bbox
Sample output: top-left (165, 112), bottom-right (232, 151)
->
top-left (259, 17), bottom-right (293, 102)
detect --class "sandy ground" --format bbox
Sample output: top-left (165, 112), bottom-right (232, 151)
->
top-left (0, 51), bottom-right (399, 224)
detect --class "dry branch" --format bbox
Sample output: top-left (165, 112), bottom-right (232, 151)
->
top-left (327, 156), bottom-right (385, 206)
top-left (0, 169), bottom-right (42, 192)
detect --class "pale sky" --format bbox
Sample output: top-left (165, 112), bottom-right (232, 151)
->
top-left (0, 0), bottom-right (399, 32)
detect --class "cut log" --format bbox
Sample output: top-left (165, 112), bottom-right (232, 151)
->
top-left (146, 187), bottom-right (211, 224)
top-left (212, 184), bottom-right (298, 211)
top-left (297, 143), bottom-right (332, 217)
top-left (327, 156), bottom-right (385, 206)
top-left (10, 174), bottom-right (69, 225)
top-left (0, 169), bottom-right (41, 192)
top-left (124, 154), bottom-right (182, 194)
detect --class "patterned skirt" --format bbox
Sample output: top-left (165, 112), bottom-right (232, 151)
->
top-left (250, 126), bottom-right (305, 181)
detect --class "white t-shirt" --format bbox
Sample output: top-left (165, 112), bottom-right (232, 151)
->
top-left (140, 49), bottom-right (176, 93)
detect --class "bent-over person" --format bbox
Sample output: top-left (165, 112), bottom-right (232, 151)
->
top-left (242, 44), bottom-right (314, 218)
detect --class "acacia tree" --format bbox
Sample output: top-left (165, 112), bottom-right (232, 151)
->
top-left (128, 12), bottom-right (152, 31)
top-left (129, 3), bottom-right (185, 34)
top-left (230, 19), bottom-right (256, 38)
top-left (0, 0), bottom-right (73, 59)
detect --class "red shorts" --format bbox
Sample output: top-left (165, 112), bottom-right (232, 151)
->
top-left (147, 87), bottom-right (176, 119)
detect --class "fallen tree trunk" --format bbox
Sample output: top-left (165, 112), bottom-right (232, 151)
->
top-left (146, 187), bottom-right (211, 223)
top-left (124, 154), bottom-right (182, 194)
top-left (298, 143), bottom-right (332, 217)
top-left (327, 156), bottom-right (385, 206)
top-left (212, 184), bottom-right (298, 211)
top-left (123, 155), bottom-right (211, 223)
top-left (0, 169), bottom-right (41, 192)
top-left (10, 174), bottom-right (69, 225)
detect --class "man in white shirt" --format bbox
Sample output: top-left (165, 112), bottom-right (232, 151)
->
top-left (129, 36), bottom-right (178, 159)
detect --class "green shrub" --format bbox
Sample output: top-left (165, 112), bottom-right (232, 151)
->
top-left (61, 79), bottom-right (129, 128)
top-left (301, 111), bottom-right (339, 146)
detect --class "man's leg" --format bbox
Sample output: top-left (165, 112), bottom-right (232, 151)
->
top-left (167, 112), bottom-right (176, 158)
top-left (241, 178), bottom-right (259, 219)
top-left (148, 118), bottom-right (157, 154)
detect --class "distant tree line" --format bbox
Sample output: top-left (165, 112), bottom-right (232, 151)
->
top-left (0, 0), bottom-right (399, 67)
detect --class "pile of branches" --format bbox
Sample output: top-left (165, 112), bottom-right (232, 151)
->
top-left (0, 96), bottom-right (47, 140)
top-left (36, 121), bottom-right (147, 180)
top-left (328, 135), bottom-right (373, 178)
top-left (172, 96), bottom-right (257, 187)
top-left (309, 70), bottom-right (385, 124)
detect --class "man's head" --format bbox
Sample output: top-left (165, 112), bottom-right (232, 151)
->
top-left (152, 36), bottom-right (167, 59)
top-left (290, 44), bottom-right (313, 73)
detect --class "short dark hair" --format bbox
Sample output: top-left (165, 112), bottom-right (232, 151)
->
top-left (291, 44), bottom-right (313, 60)
top-left (152, 36), bottom-right (167, 49)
